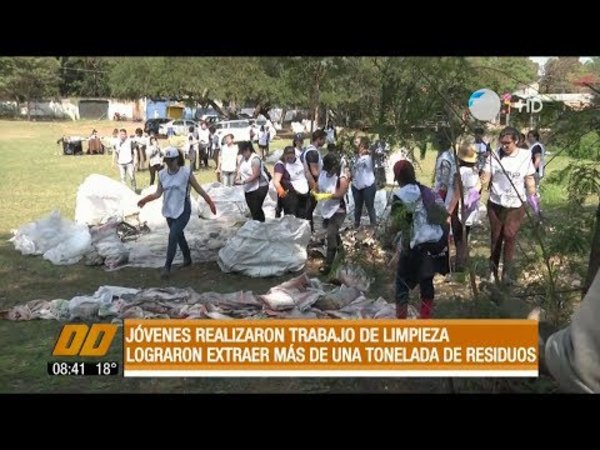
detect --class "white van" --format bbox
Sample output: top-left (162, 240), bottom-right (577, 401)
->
top-left (214, 119), bottom-right (252, 143)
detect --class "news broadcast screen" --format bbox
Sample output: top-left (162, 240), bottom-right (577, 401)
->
top-left (1, 56), bottom-right (598, 394)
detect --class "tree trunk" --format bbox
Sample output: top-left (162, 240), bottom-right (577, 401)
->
top-left (583, 200), bottom-right (600, 298)
top-left (206, 98), bottom-right (227, 118)
top-left (26, 100), bottom-right (31, 121)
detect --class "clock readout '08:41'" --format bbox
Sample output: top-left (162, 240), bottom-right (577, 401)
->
top-left (47, 361), bottom-right (119, 376)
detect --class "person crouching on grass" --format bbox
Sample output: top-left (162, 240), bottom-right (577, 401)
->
top-left (137, 147), bottom-right (217, 278)
top-left (390, 160), bottom-right (449, 319)
top-left (312, 153), bottom-right (350, 274)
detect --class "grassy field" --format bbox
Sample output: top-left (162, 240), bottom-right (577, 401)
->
top-left (0, 119), bottom-right (589, 393)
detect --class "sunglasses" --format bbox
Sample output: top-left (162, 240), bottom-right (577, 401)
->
top-left (500, 140), bottom-right (513, 146)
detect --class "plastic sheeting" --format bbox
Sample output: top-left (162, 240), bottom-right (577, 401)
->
top-left (217, 215), bottom-right (312, 277)
top-left (75, 174), bottom-right (141, 226)
top-left (9, 211), bottom-right (93, 265)
top-left (1, 272), bottom-right (406, 322)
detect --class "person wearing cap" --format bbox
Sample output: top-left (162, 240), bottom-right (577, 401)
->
top-left (455, 139), bottom-right (483, 248)
top-left (273, 146), bottom-right (310, 219)
top-left (390, 160), bottom-right (449, 319)
top-left (481, 126), bottom-right (539, 285)
top-left (312, 152), bottom-right (350, 274)
top-left (302, 129), bottom-right (327, 232)
top-left (137, 147), bottom-right (217, 278)
top-left (351, 135), bottom-right (377, 228)
top-left (235, 141), bottom-right (270, 222)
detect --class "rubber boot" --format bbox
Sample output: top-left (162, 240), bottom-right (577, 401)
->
top-left (420, 299), bottom-right (434, 319)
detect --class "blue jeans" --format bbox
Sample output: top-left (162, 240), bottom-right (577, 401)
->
top-left (352, 183), bottom-right (377, 226)
top-left (165, 199), bottom-right (191, 270)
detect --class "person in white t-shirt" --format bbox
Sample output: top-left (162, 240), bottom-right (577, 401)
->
top-left (351, 136), bottom-right (377, 227)
top-left (217, 134), bottom-right (239, 187)
top-left (113, 128), bottom-right (137, 191)
top-left (481, 126), bottom-right (539, 284)
top-left (137, 147), bottom-right (216, 278)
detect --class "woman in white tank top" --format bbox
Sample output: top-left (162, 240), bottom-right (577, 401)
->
top-left (236, 141), bottom-right (269, 222)
top-left (137, 147), bottom-right (217, 278)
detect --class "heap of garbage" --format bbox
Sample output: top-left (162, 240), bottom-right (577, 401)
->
top-left (0, 270), bottom-right (420, 322)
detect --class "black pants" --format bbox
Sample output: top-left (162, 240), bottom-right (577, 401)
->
top-left (245, 185), bottom-right (269, 222)
top-left (351, 183), bottom-right (377, 226)
top-left (306, 195), bottom-right (318, 232)
top-left (281, 191), bottom-right (309, 219)
top-left (323, 211), bottom-right (346, 265)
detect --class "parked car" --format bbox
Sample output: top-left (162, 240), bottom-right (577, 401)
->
top-left (144, 118), bottom-right (171, 135)
top-left (214, 119), bottom-right (252, 143)
top-left (158, 119), bottom-right (199, 136)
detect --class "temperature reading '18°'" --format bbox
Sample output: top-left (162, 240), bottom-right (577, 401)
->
top-left (95, 362), bottom-right (118, 375)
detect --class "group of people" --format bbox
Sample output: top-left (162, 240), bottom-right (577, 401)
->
top-left (111, 128), bottom-right (165, 191)
top-left (127, 121), bottom-right (548, 318)
top-left (391, 125), bottom-right (545, 319)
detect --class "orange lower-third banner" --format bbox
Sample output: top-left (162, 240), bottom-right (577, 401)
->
top-left (122, 319), bottom-right (538, 377)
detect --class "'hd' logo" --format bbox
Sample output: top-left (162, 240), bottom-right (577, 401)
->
top-left (52, 324), bottom-right (118, 357)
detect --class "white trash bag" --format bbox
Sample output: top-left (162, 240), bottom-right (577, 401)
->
top-left (217, 215), bottom-right (311, 277)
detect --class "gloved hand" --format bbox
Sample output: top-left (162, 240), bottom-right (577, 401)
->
top-left (465, 188), bottom-right (481, 209)
top-left (527, 194), bottom-right (540, 215)
top-left (276, 185), bottom-right (287, 198)
top-left (313, 192), bottom-right (334, 202)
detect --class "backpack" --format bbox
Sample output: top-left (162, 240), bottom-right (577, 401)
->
top-left (252, 155), bottom-right (272, 182)
top-left (418, 183), bottom-right (449, 228)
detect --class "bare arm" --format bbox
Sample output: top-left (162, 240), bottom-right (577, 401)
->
top-left (446, 173), bottom-right (460, 215)
top-left (273, 171), bottom-right (284, 191)
top-left (533, 153), bottom-right (542, 170)
top-left (308, 162), bottom-right (320, 191)
top-left (189, 172), bottom-right (217, 214)
top-left (524, 174), bottom-right (536, 196)
top-left (480, 170), bottom-right (491, 191)
top-left (137, 182), bottom-right (163, 207)
top-left (333, 176), bottom-right (350, 199)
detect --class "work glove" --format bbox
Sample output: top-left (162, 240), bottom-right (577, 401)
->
top-left (312, 192), bottom-right (334, 202)
top-left (276, 185), bottom-right (287, 199)
top-left (527, 194), bottom-right (540, 216)
top-left (465, 188), bottom-right (481, 209)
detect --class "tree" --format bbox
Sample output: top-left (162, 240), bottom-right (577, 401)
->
top-left (467, 57), bottom-right (539, 95)
top-left (59, 57), bottom-right (113, 97)
top-left (540, 57), bottom-right (586, 93)
top-left (0, 57), bottom-right (61, 120)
